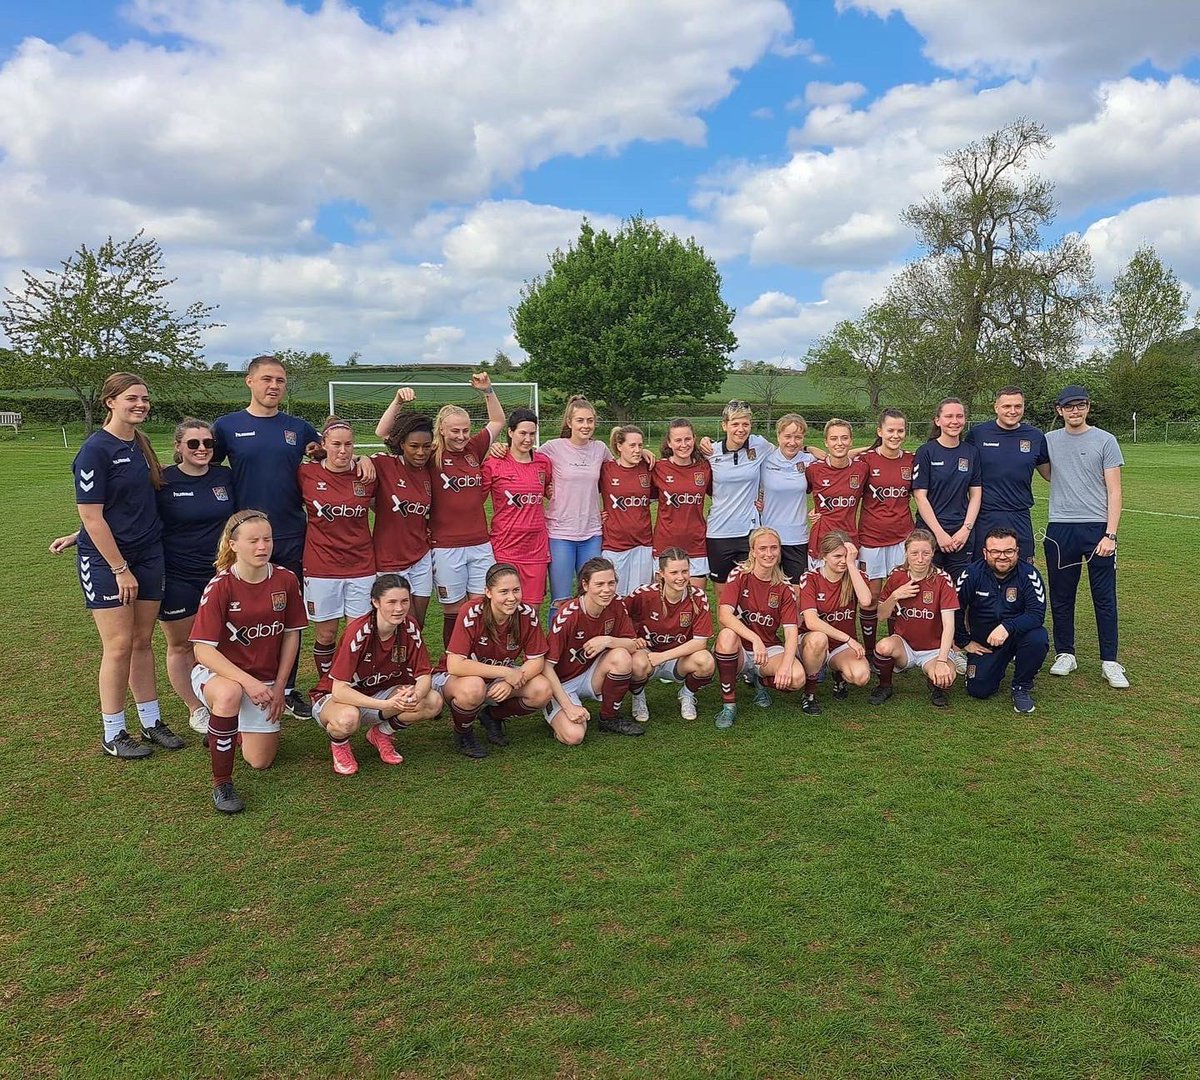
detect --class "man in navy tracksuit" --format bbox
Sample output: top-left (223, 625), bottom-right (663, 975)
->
top-left (955, 525), bottom-right (1049, 714)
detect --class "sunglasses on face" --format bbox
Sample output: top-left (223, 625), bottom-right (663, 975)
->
top-left (185, 438), bottom-right (215, 450)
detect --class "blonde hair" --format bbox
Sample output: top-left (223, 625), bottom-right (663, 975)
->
top-left (559, 395), bottom-right (596, 440)
top-left (215, 509), bottom-right (271, 572)
top-left (172, 417), bottom-right (211, 465)
top-left (721, 400), bottom-right (753, 424)
top-left (609, 424), bottom-right (643, 457)
top-left (101, 372), bottom-right (163, 490)
top-left (901, 528), bottom-right (937, 577)
top-left (818, 529), bottom-right (855, 607)
top-left (735, 526), bottom-right (788, 586)
top-left (432, 404), bottom-right (471, 467)
top-left (824, 418), bottom-right (852, 438)
top-left (776, 413), bottom-right (807, 438)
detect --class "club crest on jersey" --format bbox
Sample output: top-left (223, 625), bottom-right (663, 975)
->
top-left (353, 482), bottom-right (366, 497)
top-left (768, 594), bottom-right (779, 608)
top-left (958, 458), bottom-right (969, 472)
top-left (901, 467), bottom-right (912, 480)
top-left (465, 453), bottom-right (479, 468)
top-left (640, 474), bottom-right (650, 489)
top-left (680, 611), bottom-right (692, 627)
top-left (746, 447), bottom-right (757, 461)
top-left (694, 472), bottom-right (705, 486)
top-left (212, 486), bottom-right (229, 501)
top-left (284, 430), bottom-right (297, 445)
top-left (849, 475), bottom-right (860, 489)
top-left (796, 461), bottom-right (805, 472)
top-left (1020, 440), bottom-right (1031, 453)
top-left (922, 590), bottom-right (933, 604)
top-left (1006, 587), bottom-right (1018, 602)
top-left (967, 664), bottom-right (976, 679)
top-left (604, 619), bottom-right (615, 634)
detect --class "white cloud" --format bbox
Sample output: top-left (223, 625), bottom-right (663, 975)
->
top-left (1083, 196), bottom-right (1200, 294)
top-left (839, 0), bottom-right (1200, 78)
top-left (802, 81), bottom-right (867, 107)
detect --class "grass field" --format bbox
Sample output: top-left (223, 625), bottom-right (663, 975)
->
top-left (2, 441), bottom-right (1199, 1078)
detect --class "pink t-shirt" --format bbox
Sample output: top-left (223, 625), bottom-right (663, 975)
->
top-left (538, 438), bottom-right (612, 541)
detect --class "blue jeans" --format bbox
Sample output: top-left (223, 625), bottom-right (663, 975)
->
top-left (548, 535), bottom-right (603, 613)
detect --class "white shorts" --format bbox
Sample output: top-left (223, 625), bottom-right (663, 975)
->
top-left (860, 542), bottom-right (907, 581)
top-left (190, 665), bottom-right (279, 734)
top-left (312, 684), bottom-right (397, 727)
top-left (431, 670), bottom-right (450, 693)
top-left (433, 542), bottom-right (495, 605)
top-left (544, 663), bottom-right (602, 723)
top-left (799, 633), bottom-right (852, 664)
top-left (304, 574), bottom-right (374, 622)
top-left (603, 546), bottom-right (654, 595)
top-left (651, 659), bottom-right (683, 684)
top-left (689, 556), bottom-right (709, 578)
top-left (740, 643), bottom-right (785, 680)
top-left (379, 551), bottom-right (433, 598)
top-left (899, 641), bottom-right (943, 672)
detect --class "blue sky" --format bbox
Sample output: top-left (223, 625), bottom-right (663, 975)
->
top-left (0, 1), bottom-right (1198, 369)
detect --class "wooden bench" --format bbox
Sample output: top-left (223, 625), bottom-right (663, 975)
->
top-left (0, 412), bottom-right (20, 431)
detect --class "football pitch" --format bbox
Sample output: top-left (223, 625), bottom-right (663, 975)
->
top-left (2, 438), bottom-right (1198, 1078)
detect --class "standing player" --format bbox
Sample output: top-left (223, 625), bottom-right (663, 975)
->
top-left (868, 529), bottom-right (959, 707)
top-left (372, 389), bottom-right (435, 628)
top-left (438, 563), bottom-right (554, 757)
top-left (626, 548), bottom-right (716, 722)
top-left (711, 527), bottom-right (805, 730)
top-left (190, 509), bottom-right (307, 813)
top-left (310, 574), bottom-right (442, 775)
top-left (856, 408), bottom-right (915, 659)
top-left (705, 401), bottom-right (770, 584)
top-left (70, 373), bottom-right (177, 758)
top-left (805, 419), bottom-right (870, 565)
top-left (298, 419), bottom-right (377, 686)
top-left (421, 374), bottom-right (507, 646)
top-left (912, 397), bottom-right (982, 581)
top-left (965, 386), bottom-right (1050, 560)
top-left (759, 413), bottom-right (816, 583)
top-left (212, 354), bottom-right (367, 719)
top-left (652, 419), bottom-right (712, 590)
top-left (955, 526), bottom-right (1049, 714)
top-left (1043, 385), bottom-right (1128, 688)
top-left (482, 409), bottom-right (552, 607)
top-left (600, 425), bottom-right (655, 596)
top-left (797, 531), bottom-right (873, 714)
top-left (543, 558), bottom-right (646, 744)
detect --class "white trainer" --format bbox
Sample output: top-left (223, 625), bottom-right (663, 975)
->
top-left (678, 686), bottom-right (697, 721)
top-left (632, 690), bottom-right (650, 723)
top-left (188, 705), bottom-right (210, 735)
top-left (1049, 653), bottom-right (1077, 676)
top-left (1101, 661), bottom-right (1130, 689)
top-left (949, 648), bottom-right (968, 676)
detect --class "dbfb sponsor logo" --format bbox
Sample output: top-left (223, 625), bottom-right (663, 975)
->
top-left (440, 472), bottom-right (483, 492)
top-left (504, 490), bottom-right (543, 509)
top-left (741, 609), bottom-right (777, 627)
top-left (312, 500), bottom-right (369, 521)
top-left (662, 491), bottom-right (705, 508)
top-left (226, 619), bottom-right (285, 645)
top-left (895, 605), bottom-right (936, 621)
top-left (822, 608), bottom-right (856, 624)
top-left (609, 493), bottom-right (651, 511)
top-left (646, 630), bottom-right (686, 646)
top-left (819, 494), bottom-right (859, 510)
top-left (869, 485), bottom-right (910, 500)
top-left (357, 669), bottom-right (403, 689)
top-left (390, 494), bottom-right (429, 518)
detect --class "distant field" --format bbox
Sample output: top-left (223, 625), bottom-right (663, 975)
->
top-left (3, 441), bottom-right (1199, 1078)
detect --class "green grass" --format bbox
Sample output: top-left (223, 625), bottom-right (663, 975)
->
top-left (2, 443), bottom-right (1199, 1078)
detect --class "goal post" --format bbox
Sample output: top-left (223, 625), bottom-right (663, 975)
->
top-left (328, 381), bottom-right (540, 447)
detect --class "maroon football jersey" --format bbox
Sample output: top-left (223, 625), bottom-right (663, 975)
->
top-left (600, 460), bottom-right (653, 551)
top-left (547, 596), bottom-right (636, 683)
top-left (191, 565), bottom-right (307, 682)
top-left (651, 458), bottom-right (710, 557)
top-left (858, 449), bottom-right (916, 548)
top-left (718, 568), bottom-right (798, 648)
top-left (797, 570), bottom-right (858, 639)
top-left (429, 428), bottom-right (493, 548)
top-left (806, 457), bottom-right (870, 551)
top-left (311, 611), bottom-right (432, 701)
top-left (626, 583), bottom-right (713, 649)
top-left (371, 453), bottom-right (432, 571)
top-left (445, 599), bottom-right (548, 667)
top-left (880, 567), bottom-right (959, 652)
top-left (299, 463), bottom-right (376, 577)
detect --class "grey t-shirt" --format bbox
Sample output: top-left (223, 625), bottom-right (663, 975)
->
top-left (1046, 426), bottom-right (1124, 522)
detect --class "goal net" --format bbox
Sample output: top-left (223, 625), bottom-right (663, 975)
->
top-left (328, 380), bottom-right (540, 447)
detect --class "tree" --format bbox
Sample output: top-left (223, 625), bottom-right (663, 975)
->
top-left (210, 361), bottom-right (229, 373)
top-left (891, 118), bottom-right (1099, 408)
top-left (1103, 245), bottom-right (1191, 365)
top-left (346, 350), bottom-right (362, 368)
top-left (275, 349), bottom-right (335, 403)
top-left (0, 231), bottom-right (219, 427)
top-left (512, 215), bottom-right (736, 419)
top-left (741, 359), bottom-right (791, 425)
top-left (490, 350), bottom-right (516, 377)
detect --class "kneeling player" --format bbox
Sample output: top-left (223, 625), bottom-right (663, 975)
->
top-left (543, 558), bottom-right (645, 744)
top-left (712, 527), bottom-right (805, 730)
top-left (190, 510), bottom-right (306, 814)
top-left (797, 531), bottom-right (873, 714)
top-left (868, 529), bottom-right (959, 707)
top-left (438, 563), bottom-right (554, 759)
top-left (626, 548), bottom-right (716, 722)
top-left (310, 573), bottom-right (442, 775)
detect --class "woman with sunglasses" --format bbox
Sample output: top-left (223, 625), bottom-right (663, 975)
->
top-left (52, 416), bottom-right (235, 738)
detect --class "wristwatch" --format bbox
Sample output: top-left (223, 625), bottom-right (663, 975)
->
top-left (1104, 532), bottom-right (1117, 542)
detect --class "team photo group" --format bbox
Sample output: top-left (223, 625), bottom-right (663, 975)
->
top-left (58, 355), bottom-right (1128, 815)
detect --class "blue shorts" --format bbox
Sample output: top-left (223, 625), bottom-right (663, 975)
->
top-left (159, 573), bottom-right (211, 622)
top-left (79, 542), bottom-right (165, 610)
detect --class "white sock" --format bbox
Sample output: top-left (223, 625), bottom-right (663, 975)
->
top-left (102, 711), bottom-right (126, 741)
top-left (376, 720), bottom-right (395, 736)
top-left (136, 700), bottom-right (162, 728)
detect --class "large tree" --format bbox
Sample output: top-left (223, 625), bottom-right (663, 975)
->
top-left (1103, 244), bottom-right (1191, 365)
top-left (891, 118), bottom-right (1098, 407)
top-left (275, 348), bottom-right (335, 402)
top-left (0, 231), bottom-right (219, 426)
top-left (512, 215), bottom-right (736, 419)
